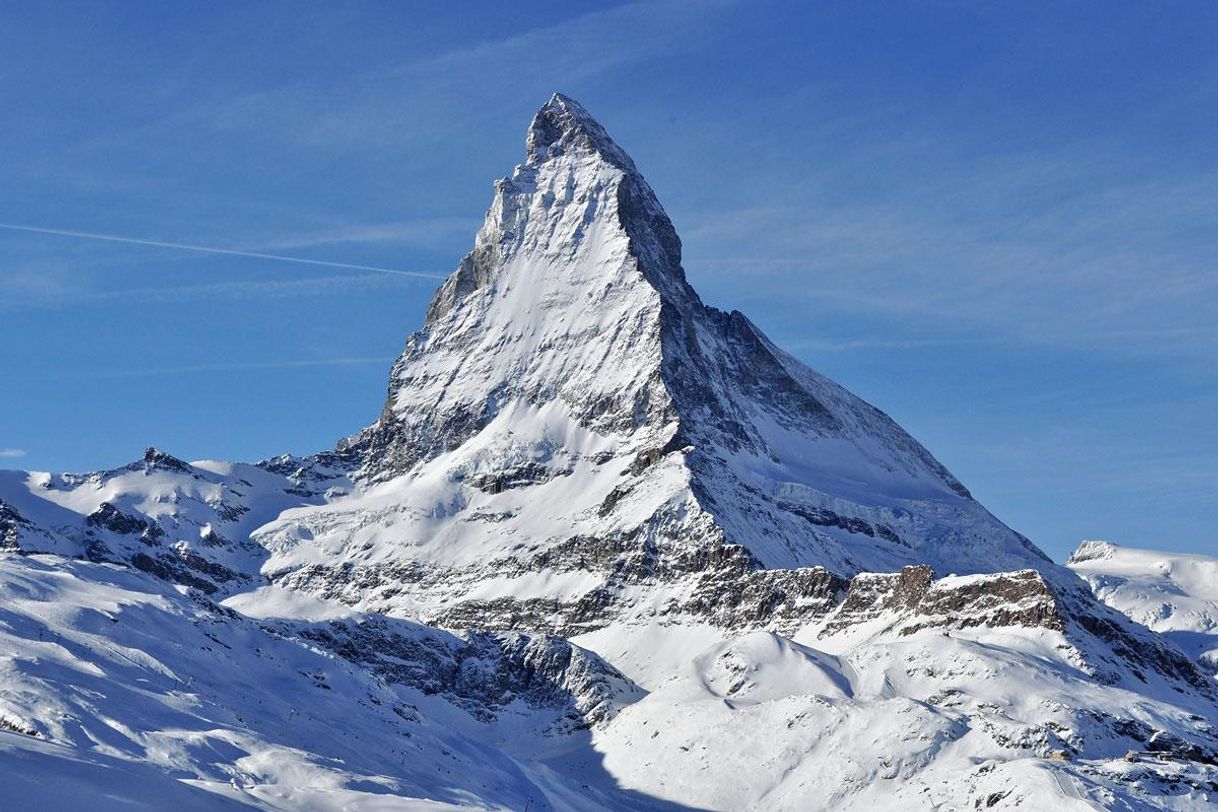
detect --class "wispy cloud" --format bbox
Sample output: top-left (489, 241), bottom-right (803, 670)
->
top-left (254, 217), bottom-right (481, 251)
top-left (681, 145), bottom-right (1218, 362)
top-left (179, 0), bottom-right (735, 150)
top-left (771, 336), bottom-right (966, 353)
top-left (87, 357), bottom-right (397, 379)
top-left (0, 449), bottom-right (27, 459)
top-left (0, 272), bottom-right (438, 311)
top-left (0, 222), bottom-right (445, 280)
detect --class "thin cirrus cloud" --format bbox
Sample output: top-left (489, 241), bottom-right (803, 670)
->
top-left (87, 357), bottom-right (399, 379)
top-left (0, 272), bottom-right (439, 311)
top-left (0, 222), bottom-right (446, 280)
top-left (679, 148), bottom-right (1218, 361)
top-left (0, 219), bottom-right (456, 311)
top-left (253, 217), bottom-right (482, 251)
top-left (177, 0), bottom-right (733, 150)
top-left (0, 449), bottom-right (28, 459)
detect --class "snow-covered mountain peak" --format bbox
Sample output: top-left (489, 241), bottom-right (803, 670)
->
top-left (424, 94), bottom-right (687, 327)
top-left (338, 94), bottom-right (1052, 594)
top-left (1067, 539), bottom-right (1218, 676)
top-left (1066, 539), bottom-right (1119, 564)
top-left (525, 93), bottom-right (633, 171)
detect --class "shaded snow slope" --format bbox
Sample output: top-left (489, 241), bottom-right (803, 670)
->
top-left (0, 553), bottom-right (657, 811)
top-left (4, 550), bottom-right (1215, 810)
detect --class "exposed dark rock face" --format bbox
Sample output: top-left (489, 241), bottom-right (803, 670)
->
top-left (431, 592), bottom-right (618, 639)
top-left (134, 447), bottom-right (193, 475)
top-left (272, 561), bottom-right (432, 607)
top-left (287, 616), bottom-right (642, 730)
top-left (1069, 598), bottom-right (1216, 695)
top-left (895, 569), bottom-right (1064, 636)
top-left (0, 500), bottom-right (31, 552)
top-left (462, 461), bottom-right (572, 494)
top-left (130, 551), bottom-right (246, 596)
top-left (666, 563), bottom-right (848, 633)
top-left (85, 503), bottom-right (152, 536)
top-left (1147, 731), bottom-right (1218, 765)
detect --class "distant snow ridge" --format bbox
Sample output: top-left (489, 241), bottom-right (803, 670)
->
top-left (1069, 539), bottom-right (1218, 676)
top-left (1, 94), bottom-right (1217, 810)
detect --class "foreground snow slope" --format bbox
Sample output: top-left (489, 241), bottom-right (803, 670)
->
top-left (1, 95), bottom-right (1216, 809)
top-left (2, 551), bottom-right (1215, 810)
top-left (0, 553), bottom-right (668, 811)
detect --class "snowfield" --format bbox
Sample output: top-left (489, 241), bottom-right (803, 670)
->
top-left (2, 94), bottom-right (1215, 809)
top-left (1069, 540), bottom-right (1218, 678)
top-left (3, 549), bottom-right (1216, 810)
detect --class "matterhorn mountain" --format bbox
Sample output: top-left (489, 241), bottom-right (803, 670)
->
top-left (1, 94), bottom-right (1216, 810)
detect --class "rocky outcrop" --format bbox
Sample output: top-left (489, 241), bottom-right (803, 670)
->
top-left (0, 500), bottom-right (32, 552)
top-left (131, 447), bottom-right (194, 475)
top-left (85, 502), bottom-right (160, 538)
top-left (129, 550), bottom-right (247, 596)
top-left (286, 616), bottom-right (642, 731)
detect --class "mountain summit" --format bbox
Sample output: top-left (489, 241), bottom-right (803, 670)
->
top-left (526, 93), bottom-right (646, 175)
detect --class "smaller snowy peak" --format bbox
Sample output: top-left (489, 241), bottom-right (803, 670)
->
top-left (0, 447), bottom-right (355, 597)
top-left (1067, 539), bottom-right (1218, 675)
top-left (1066, 540), bottom-right (1218, 600)
top-left (1066, 539), bottom-right (1118, 564)
top-left (135, 446), bottom-right (192, 474)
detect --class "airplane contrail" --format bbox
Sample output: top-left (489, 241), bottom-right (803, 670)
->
top-left (0, 222), bottom-right (447, 280)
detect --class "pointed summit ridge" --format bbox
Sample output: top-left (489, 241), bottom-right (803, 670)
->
top-left (526, 93), bottom-right (638, 174)
top-left (425, 93), bottom-right (685, 327)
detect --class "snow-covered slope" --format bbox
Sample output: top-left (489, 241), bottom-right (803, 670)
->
top-left (595, 605), bottom-right (1217, 810)
top-left (1, 94), bottom-right (1216, 810)
top-left (0, 447), bottom-right (353, 595)
top-left (0, 553), bottom-right (656, 811)
top-left (1069, 540), bottom-right (1218, 677)
top-left (2, 550), bottom-right (1215, 810)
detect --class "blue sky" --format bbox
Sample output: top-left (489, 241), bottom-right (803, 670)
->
top-left (1, 1), bottom-right (1215, 561)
